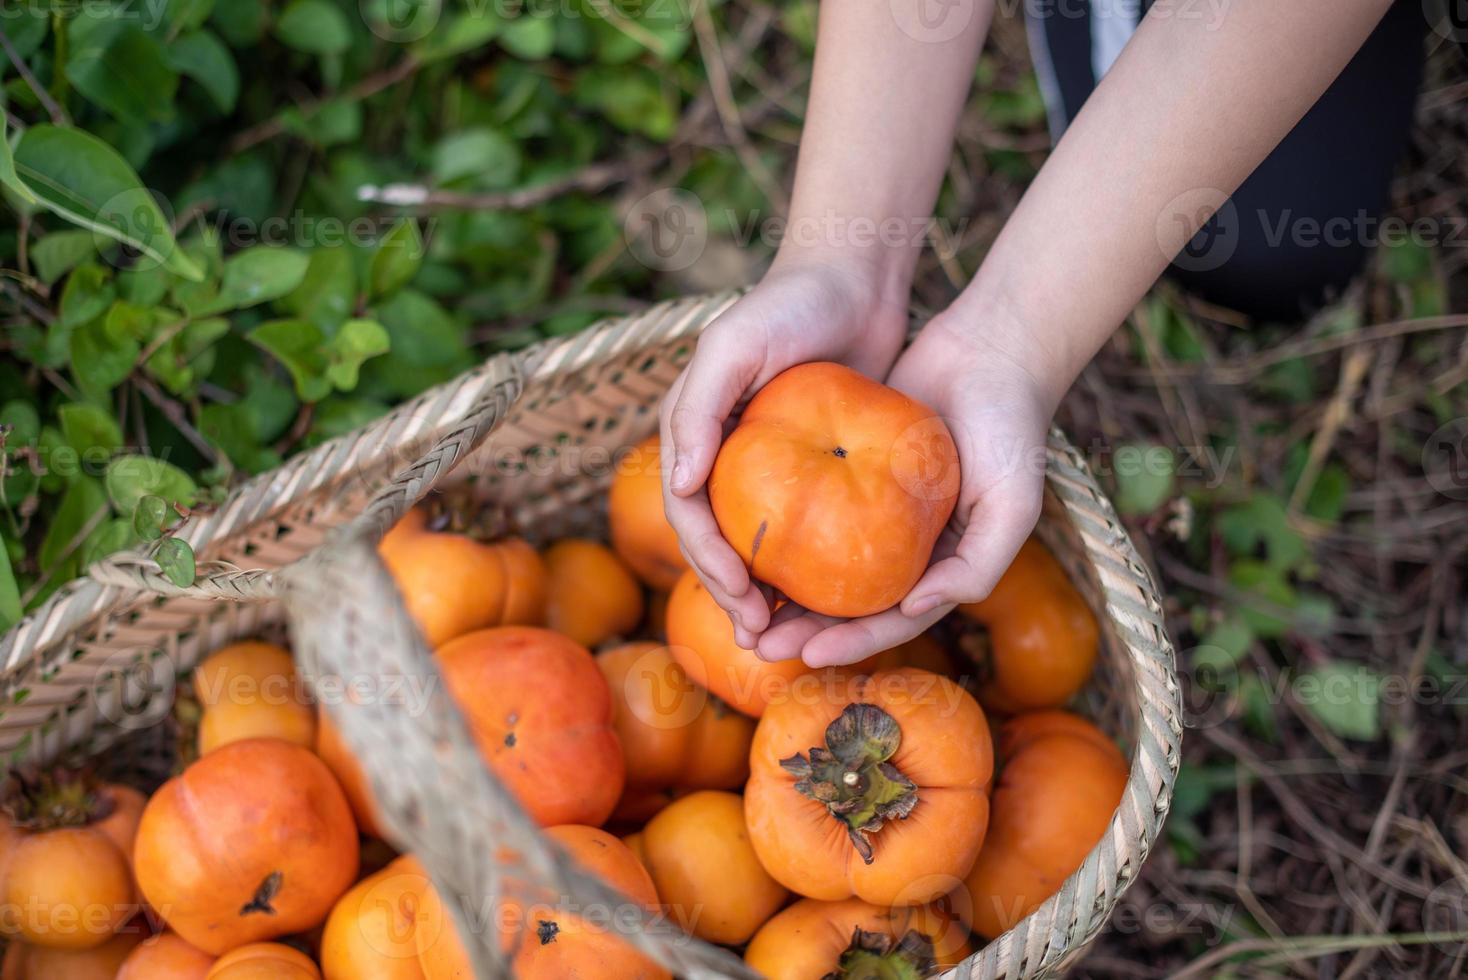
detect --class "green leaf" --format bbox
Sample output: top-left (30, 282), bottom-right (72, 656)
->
top-left (0, 114), bottom-right (37, 205)
top-left (59, 262), bottom-right (116, 327)
top-left (248, 319), bottom-right (331, 401)
top-left (143, 316), bottom-right (229, 396)
top-left (12, 125), bottom-right (203, 281)
top-left (274, 0), bottom-right (353, 55)
top-left (0, 545), bottom-right (21, 632)
top-left (412, 8), bottom-right (502, 63)
top-left (1113, 443), bottom-right (1175, 516)
top-left (105, 455), bottom-right (198, 513)
top-left (368, 220), bottom-right (424, 299)
top-left (132, 494), bottom-right (170, 542)
top-left (1297, 663), bottom-right (1380, 741)
top-left (431, 128), bottom-right (521, 188)
top-left (81, 519), bottom-right (138, 569)
top-left (212, 247), bottom-right (311, 312)
top-left (1218, 495), bottom-right (1307, 572)
top-left (66, 23), bottom-right (180, 125)
top-left (276, 246), bottom-right (357, 329)
top-left (168, 29), bottom-right (240, 113)
top-left (69, 317), bottom-right (139, 399)
top-left (1198, 618), bottom-right (1254, 666)
top-left (31, 231), bottom-right (96, 284)
top-left (325, 319), bottom-right (390, 391)
top-left (39, 477), bottom-right (108, 574)
top-left (499, 15), bottom-right (556, 59)
top-left (574, 65), bottom-right (677, 140)
top-left (153, 537), bottom-right (196, 587)
top-left (58, 403), bottom-right (123, 456)
top-left (211, 0), bottom-right (266, 45)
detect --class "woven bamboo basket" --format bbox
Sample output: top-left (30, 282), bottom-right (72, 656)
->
top-left (0, 291), bottom-right (1181, 978)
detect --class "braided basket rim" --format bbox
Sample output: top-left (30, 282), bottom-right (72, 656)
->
top-left (0, 291), bottom-right (1181, 979)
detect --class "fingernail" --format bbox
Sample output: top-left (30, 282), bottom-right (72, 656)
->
top-left (906, 594), bottom-right (941, 616)
top-left (671, 454), bottom-right (691, 491)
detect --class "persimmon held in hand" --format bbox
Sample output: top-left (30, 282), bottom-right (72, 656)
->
top-left (134, 739), bottom-right (359, 955)
top-left (597, 642), bottom-right (755, 792)
top-left (543, 539), bottom-right (644, 649)
top-left (744, 896), bottom-right (972, 980)
top-left (960, 710), bottom-right (1126, 939)
top-left (745, 668), bottom-right (992, 906)
top-left (959, 538), bottom-right (1099, 712)
top-left (665, 569), bottom-right (811, 718)
top-left (708, 362), bottom-right (959, 618)
top-left (436, 627), bottom-right (624, 827)
top-left (609, 436), bottom-right (688, 590)
top-left (639, 790), bottom-right (787, 946)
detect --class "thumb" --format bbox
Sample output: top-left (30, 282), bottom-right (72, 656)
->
top-left (899, 495), bottom-right (1039, 615)
top-left (664, 327), bottom-right (762, 496)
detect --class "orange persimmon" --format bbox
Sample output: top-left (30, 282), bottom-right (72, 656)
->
top-left (959, 538), bottom-right (1098, 712)
top-left (321, 856), bottom-right (429, 979)
top-left (193, 642), bottom-right (314, 755)
top-left (117, 931), bottom-right (216, 979)
top-left (744, 896), bottom-right (972, 979)
top-left (436, 627), bottom-right (624, 828)
top-left (2, 927), bottom-right (144, 979)
top-left (960, 711), bottom-right (1127, 939)
top-left (134, 739), bottom-right (359, 955)
top-left (640, 791), bottom-right (787, 946)
top-left (543, 539), bottom-right (644, 649)
top-left (745, 668), bottom-right (992, 907)
top-left (596, 642), bottom-right (755, 792)
top-left (665, 569), bottom-right (812, 718)
top-left (708, 362), bottom-right (959, 618)
top-left (314, 710), bottom-right (384, 839)
top-left (205, 943), bottom-right (320, 980)
top-left (609, 435), bottom-right (688, 590)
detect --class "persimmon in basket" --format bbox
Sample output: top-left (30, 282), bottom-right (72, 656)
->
top-left (960, 710), bottom-right (1127, 939)
top-left (0, 770), bottom-right (144, 950)
top-left (744, 667), bottom-right (992, 907)
top-left (609, 435), bottom-right (689, 590)
top-left (744, 896), bottom-right (972, 980)
top-left (708, 362), bottom-right (960, 618)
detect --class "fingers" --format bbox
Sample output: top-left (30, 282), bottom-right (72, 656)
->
top-left (756, 607), bottom-right (839, 663)
top-left (663, 325), bottom-right (765, 496)
top-left (800, 603), bottom-right (954, 668)
top-left (900, 489), bottom-right (1041, 615)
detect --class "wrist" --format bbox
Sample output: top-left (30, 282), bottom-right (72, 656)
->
top-left (769, 221), bottom-right (919, 317)
top-left (920, 291), bottom-right (1073, 418)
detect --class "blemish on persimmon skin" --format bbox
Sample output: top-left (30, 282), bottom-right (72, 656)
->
top-left (833, 446), bottom-right (848, 458)
top-left (537, 919), bottom-right (560, 945)
top-left (750, 520), bottom-right (769, 564)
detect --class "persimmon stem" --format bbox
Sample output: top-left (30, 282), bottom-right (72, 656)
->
top-left (822, 928), bottom-right (937, 980)
top-left (780, 703), bottom-right (918, 864)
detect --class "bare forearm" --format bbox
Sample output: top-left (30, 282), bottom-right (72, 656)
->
top-left (950, 0), bottom-right (1395, 402)
top-left (779, 0), bottom-right (992, 296)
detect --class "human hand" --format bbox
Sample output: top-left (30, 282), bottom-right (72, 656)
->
top-left (660, 253), bottom-right (911, 649)
top-left (753, 310), bottom-right (1060, 667)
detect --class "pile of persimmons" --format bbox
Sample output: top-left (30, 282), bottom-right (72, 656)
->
top-left (0, 364), bottom-right (1127, 979)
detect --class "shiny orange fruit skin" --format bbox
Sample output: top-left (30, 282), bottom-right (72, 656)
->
top-left (321, 856), bottom-right (429, 979)
top-left (436, 627), bottom-right (624, 827)
top-left (608, 436), bottom-right (688, 591)
top-left (2, 926), bottom-right (144, 978)
top-left (134, 739), bottom-right (360, 955)
top-left (505, 826), bottom-right (670, 980)
top-left (117, 931), bottom-right (216, 979)
top-left (959, 538), bottom-right (1099, 711)
top-left (596, 642), bottom-right (755, 792)
top-left (497, 538), bottom-right (549, 626)
top-left (640, 790), bottom-right (787, 945)
top-left (194, 642), bottom-right (315, 755)
top-left (665, 569), bottom-right (812, 718)
top-left (745, 668), bottom-right (993, 907)
top-left (379, 509), bottom-right (509, 648)
top-left (0, 826), bottom-right (135, 948)
top-left (960, 712), bottom-right (1127, 939)
top-left (314, 709), bottom-right (384, 839)
top-left (744, 896), bottom-right (972, 979)
top-left (543, 539), bottom-right (645, 649)
top-left (206, 942), bottom-right (321, 979)
top-left (708, 362), bottom-right (959, 618)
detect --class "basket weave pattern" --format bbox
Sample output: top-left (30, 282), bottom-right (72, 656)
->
top-left (0, 292), bottom-right (1182, 979)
